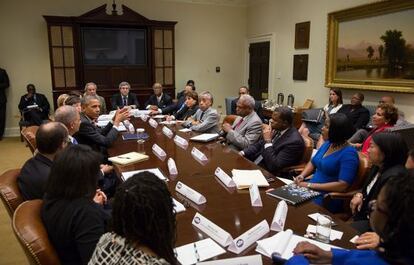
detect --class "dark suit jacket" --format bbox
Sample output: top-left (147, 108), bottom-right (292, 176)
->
top-left (18, 92), bottom-right (50, 119)
top-left (243, 127), bottom-right (304, 174)
top-left (110, 92), bottom-right (139, 110)
top-left (17, 153), bottom-right (53, 200)
top-left (231, 97), bottom-right (263, 120)
top-left (74, 113), bottom-right (119, 157)
top-left (175, 105), bottom-right (199, 121)
top-left (354, 164), bottom-right (407, 221)
top-left (338, 104), bottom-right (370, 130)
top-left (0, 68), bottom-right (9, 104)
top-left (144, 93), bottom-right (174, 114)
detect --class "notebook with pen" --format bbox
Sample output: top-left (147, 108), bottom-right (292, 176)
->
top-left (108, 152), bottom-right (149, 165)
top-left (266, 184), bottom-right (321, 205)
top-left (121, 132), bottom-right (149, 141)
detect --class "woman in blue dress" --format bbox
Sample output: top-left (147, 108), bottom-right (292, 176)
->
top-left (286, 170), bottom-right (414, 265)
top-left (294, 113), bottom-right (359, 213)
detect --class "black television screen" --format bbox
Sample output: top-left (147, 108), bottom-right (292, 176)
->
top-left (81, 27), bottom-right (146, 65)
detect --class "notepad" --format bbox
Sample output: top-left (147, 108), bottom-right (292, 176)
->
top-left (256, 229), bottom-right (340, 260)
top-left (231, 169), bottom-right (269, 189)
top-left (121, 132), bottom-right (149, 141)
top-left (266, 184), bottom-right (321, 205)
top-left (190, 133), bottom-right (219, 142)
top-left (108, 152), bottom-right (149, 165)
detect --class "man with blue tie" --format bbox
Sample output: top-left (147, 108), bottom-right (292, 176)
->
top-left (110, 81), bottom-right (139, 110)
top-left (240, 106), bottom-right (304, 175)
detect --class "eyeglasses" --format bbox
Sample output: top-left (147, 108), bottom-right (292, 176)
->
top-left (379, 100), bottom-right (385, 104)
top-left (369, 200), bottom-right (388, 216)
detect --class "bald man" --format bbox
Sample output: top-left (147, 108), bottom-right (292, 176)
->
top-left (18, 122), bottom-right (69, 200)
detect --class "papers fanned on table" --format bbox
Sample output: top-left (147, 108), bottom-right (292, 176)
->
top-left (175, 238), bottom-right (226, 265)
top-left (256, 229), bottom-right (340, 260)
top-left (231, 169), bottom-right (269, 189)
top-left (108, 152), bottom-right (148, 166)
top-left (190, 133), bottom-right (219, 142)
top-left (121, 168), bottom-right (167, 181)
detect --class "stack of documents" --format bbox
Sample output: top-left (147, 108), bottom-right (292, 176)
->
top-left (190, 133), bottom-right (219, 142)
top-left (231, 169), bottom-right (269, 189)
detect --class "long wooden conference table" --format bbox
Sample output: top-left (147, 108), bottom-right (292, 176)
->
top-left (108, 117), bottom-right (357, 264)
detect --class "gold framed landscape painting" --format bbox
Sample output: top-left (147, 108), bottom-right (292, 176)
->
top-left (325, 0), bottom-right (414, 93)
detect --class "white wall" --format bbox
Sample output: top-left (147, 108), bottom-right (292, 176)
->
top-left (247, 0), bottom-right (414, 122)
top-left (0, 0), bottom-right (247, 136)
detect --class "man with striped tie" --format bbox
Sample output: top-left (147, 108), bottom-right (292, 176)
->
top-left (240, 106), bottom-right (304, 175)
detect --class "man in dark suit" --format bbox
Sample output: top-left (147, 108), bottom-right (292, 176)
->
top-left (18, 84), bottom-right (50, 126)
top-left (110, 81), bottom-right (139, 110)
top-left (17, 122), bottom-right (69, 200)
top-left (240, 106), bottom-right (304, 175)
top-left (338, 92), bottom-right (369, 130)
top-left (0, 68), bottom-right (9, 140)
top-left (145, 82), bottom-right (174, 115)
top-left (231, 86), bottom-right (263, 120)
top-left (169, 84), bottom-right (195, 116)
top-left (74, 95), bottom-right (129, 158)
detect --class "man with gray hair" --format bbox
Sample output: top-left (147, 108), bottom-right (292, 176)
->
top-left (84, 82), bottom-right (107, 114)
top-left (222, 94), bottom-right (262, 150)
top-left (145, 82), bottom-right (174, 114)
top-left (110, 81), bottom-right (139, 110)
top-left (182, 91), bottom-right (219, 133)
top-left (54, 105), bottom-right (81, 144)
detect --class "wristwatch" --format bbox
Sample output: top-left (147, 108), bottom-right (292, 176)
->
top-left (307, 182), bottom-right (312, 188)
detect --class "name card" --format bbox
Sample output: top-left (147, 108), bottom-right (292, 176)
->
top-left (228, 220), bottom-right (270, 254)
top-left (162, 126), bottom-right (174, 138)
top-left (249, 183), bottom-right (263, 207)
top-left (175, 181), bottom-right (206, 205)
top-left (174, 135), bottom-right (189, 148)
top-left (214, 167), bottom-right (236, 188)
top-left (152, 144), bottom-right (166, 157)
top-left (196, 255), bottom-right (263, 265)
top-left (149, 118), bottom-right (158, 128)
top-left (168, 158), bottom-right (178, 175)
top-left (191, 147), bottom-right (208, 161)
top-left (140, 114), bottom-right (149, 122)
top-left (192, 212), bottom-right (233, 247)
top-left (271, 200), bottom-right (288, 232)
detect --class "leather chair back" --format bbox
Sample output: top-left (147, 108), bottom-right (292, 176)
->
top-left (300, 135), bottom-right (314, 164)
top-left (21, 126), bottom-right (39, 154)
top-left (0, 169), bottom-right (23, 217)
top-left (347, 152), bottom-right (371, 191)
top-left (222, 114), bottom-right (238, 126)
top-left (12, 200), bottom-right (61, 265)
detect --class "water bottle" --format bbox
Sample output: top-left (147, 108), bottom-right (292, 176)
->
top-left (287, 94), bottom-right (295, 107)
top-left (277, 93), bottom-right (284, 106)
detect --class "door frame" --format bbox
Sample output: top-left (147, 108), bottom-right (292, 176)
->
top-left (244, 33), bottom-right (275, 100)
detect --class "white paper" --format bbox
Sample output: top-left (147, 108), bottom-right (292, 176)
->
top-left (122, 168), bottom-right (167, 181)
top-left (192, 212), bottom-right (233, 247)
top-left (97, 114), bottom-right (114, 121)
top-left (130, 109), bottom-right (151, 117)
top-left (256, 229), bottom-right (339, 260)
top-left (175, 238), bottom-right (226, 265)
top-left (190, 133), bottom-right (219, 142)
top-left (162, 126), bottom-right (174, 138)
top-left (175, 181), bottom-right (207, 205)
top-left (179, 128), bottom-right (192, 132)
top-left (149, 118), bottom-right (158, 128)
top-left (350, 235), bottom-right (359, 244)
top-left (277, 177), bottom-right (294, 185)
top-left (191, 147), bottom-right (208, 161)
top-left (228, 220), bottom-right (270, 254)
top-left (26, 104), bottom-right (39, 109)
top-left (152, 144), bottom-right (166, 157)
top-left (231, 169), bottom-right (269, 189)
top-left (161, 120), bottom-right (177, 125)
top-left (97, 121), bottom-right (126, 131)
top-left (249, 183), bottom-right (263, 207)
top-left (173, 198), bottom-right (186, 214)
top-left (306, 225), bottom-right (343, 241)
top-left (168, 158), bottom-right (178, 175)
top-left (153, 114), bottom-right (166, 119)
top-left (174, 135), bottom-right (189, 148)
top-left (214, 167), bottom-right (236, 188)
top-left (196, 255), bottom-right (263, 265)
top-left (271, 200), bottom-right (288, 232)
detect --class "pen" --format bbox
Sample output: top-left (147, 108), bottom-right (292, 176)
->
top-left (118, 156), bottom-right (131, 159)
top-left (193, 242), bottom-right (200, 262)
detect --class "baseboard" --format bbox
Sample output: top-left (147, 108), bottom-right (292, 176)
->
top-left (4, 127), bottom-right (20, 137)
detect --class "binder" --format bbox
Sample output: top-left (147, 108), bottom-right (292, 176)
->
top-left (266, 184), bottom-right (320, 205)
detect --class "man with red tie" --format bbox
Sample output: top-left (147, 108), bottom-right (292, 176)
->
top-left (222, 94), bottom-right (262, 150)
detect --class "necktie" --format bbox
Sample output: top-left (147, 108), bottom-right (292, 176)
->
top-left (199, 111), bottom-right (205, 121)
top-left (254, 131), bottom-right (282, 165)
top-left (123, 96), bottom-right (127, 107)
top-left (233, 118), bottom-right (244, 130)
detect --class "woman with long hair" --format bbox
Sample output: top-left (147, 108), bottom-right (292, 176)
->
top-left (294, 113), bottom-right (358, 213)
top-left (89, 171), bottom-right (177, 265)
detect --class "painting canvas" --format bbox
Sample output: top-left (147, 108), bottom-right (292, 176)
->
top-left (326, 1), bottom-right (414, 93)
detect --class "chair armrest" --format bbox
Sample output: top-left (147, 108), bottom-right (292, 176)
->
top-left (327, 191), bottom-right (357, 200)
